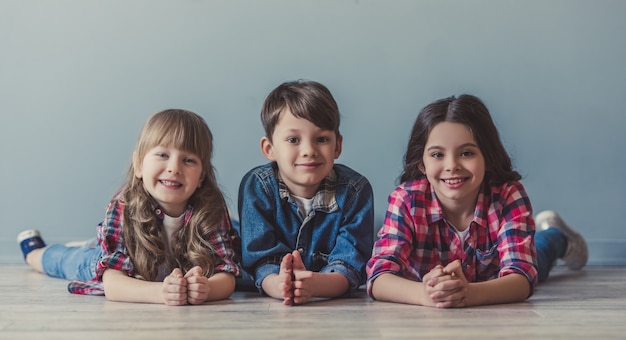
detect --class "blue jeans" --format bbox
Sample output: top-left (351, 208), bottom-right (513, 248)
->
top-left (535, 228), bottom-right (567, 282)
top-left (41, 238), bottom-right (101, 281)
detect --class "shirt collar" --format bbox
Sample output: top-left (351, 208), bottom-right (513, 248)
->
top-left (425, 181), bottom-right (489, 229)
top-left (153, 203), bottom-right (193, 227)
top-left (277, 168), bottom-right (338, 213)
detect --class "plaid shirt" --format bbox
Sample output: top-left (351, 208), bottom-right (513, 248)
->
top-left (366, 178), bottom-right (538, 297)
top-left (67, 195), bottom-right (239, 295)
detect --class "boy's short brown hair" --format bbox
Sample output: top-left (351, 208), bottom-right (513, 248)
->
top-left (260, 80), bottom-right (341, 141)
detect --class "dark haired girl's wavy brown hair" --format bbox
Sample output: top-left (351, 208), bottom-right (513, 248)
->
top-left (400, 94), bottom-right (520, 186)
top-left (122, 109), bottom-right (228, 281)
top-left (260, 79), bottom-right (341, 141)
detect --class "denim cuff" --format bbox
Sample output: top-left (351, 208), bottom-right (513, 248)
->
top-left (254, 263), bottom-right (280, 294)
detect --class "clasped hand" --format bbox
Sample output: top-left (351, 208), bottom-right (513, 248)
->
top-left (277, 250), bottom-right (314, 306)
top-left (423, 259), bottom-right (469, 308)
top-left (162, 266), bottom-right (210, 306)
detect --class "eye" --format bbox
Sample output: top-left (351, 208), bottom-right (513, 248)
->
top-left (430, 152), bottom-right (443, 159)
top-left (184, 157), bottom-right (198, 164)
top-left (286, 137), bottom-right (300, 144)
top-left (461, 150), bottom-right (474, 157)
top-left (155, 152), bottom-right (168, 159)
top-left (316, 136), bottom-right (330, 143)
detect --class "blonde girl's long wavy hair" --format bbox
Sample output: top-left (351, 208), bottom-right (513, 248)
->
top-left (122, 109), bottom-right (228, 281)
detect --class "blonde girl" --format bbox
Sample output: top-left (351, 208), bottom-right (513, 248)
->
top-left (18, 109), bottom-right (239, 305)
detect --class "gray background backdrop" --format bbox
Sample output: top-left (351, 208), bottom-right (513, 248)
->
top-left (2, 1), bottom-right (624, 265)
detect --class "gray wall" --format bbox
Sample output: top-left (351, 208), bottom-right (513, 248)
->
top-left (2, 1), bottom-right (625, 264)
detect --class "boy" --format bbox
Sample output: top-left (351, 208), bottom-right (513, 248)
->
top-left (238, 80), bottom-right (374, 305)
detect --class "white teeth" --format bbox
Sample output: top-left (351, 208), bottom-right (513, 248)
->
top-left (160, 180), bottom-right (180, 187)
top-left (443, 178), bottom-right (464, 184)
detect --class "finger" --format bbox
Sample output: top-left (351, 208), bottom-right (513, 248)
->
top-left (164, 281), bottom-right (187, 293)
top-left (162, 285), bottom-right (187, 305)
top-left (170, 268), bottom-right (184, 278)
top-left (184, 266), bottom-right (203, 278)
top-left (293, 289), bottom-right (311, 305)
top-left (187, 283), bottom-right (209, 296)
top-left (424, 266), bottom-right (446, 283)
top-left (432, 289), bottom-right (465, 307)
top-left (280, 278), bottom-right (293, 297)
top-left (293, 270), bottom-right (314, 281)
top-left (427, 272), bottom-right (454, 287)
top-left (280, 253), bottom-right (294, 274)
top-left (291, 250), bottom-right (306, 271)
top-left (443, 260), bottom-right (463, 277)
top-left (165, 274), bottom-right (187, 287)
top-left (186, 274), bottom-right (208, 285)
top-left (187, 290), bottom-right (209, 305)
top-left (435, 299), bottom-right (463, 308)
top-left (164, 293), bottom-right (188, 306)
top-left (433, 275), bottom-right (466, 293)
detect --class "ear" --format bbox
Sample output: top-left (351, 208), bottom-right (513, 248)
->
top-left (133, 151), bottom-right (143, 179)
top-left (334, 134), bottom-right (343, 159)
top-left (260, 136), bottom-right (276, 161)
top-left (198, 171), bottom-right (205, 188)
top-left (418, 162), bottom-right (426, 174)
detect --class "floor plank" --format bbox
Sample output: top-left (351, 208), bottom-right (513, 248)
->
top-left (1, 265), bottom-right (625, 339)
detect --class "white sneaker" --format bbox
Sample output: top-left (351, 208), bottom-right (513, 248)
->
top-left (535, 210), bottom-right (588, 270)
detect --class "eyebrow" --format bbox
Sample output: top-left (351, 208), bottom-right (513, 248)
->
top-left (426, 143), bottom-right (479, 151)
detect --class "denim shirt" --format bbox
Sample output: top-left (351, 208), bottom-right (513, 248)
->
top-left (238, 162), bottom-right (374, 294)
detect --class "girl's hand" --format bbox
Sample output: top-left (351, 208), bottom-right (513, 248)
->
top-left (162, 268), bottom-right (188, 306)
top-left (428, 260), bottom-right (468, 308)
top-left (278, 253), bottom-right (295, 305)
top-left (184, 266), bottom-right (210, 305)
top-left (422, 264), bottom-right (446, 306)
top-left (291, 250), bottom-right (314, 305)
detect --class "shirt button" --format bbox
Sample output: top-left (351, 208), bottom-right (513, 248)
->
top-left (297, 248), bottom-right (304, 254)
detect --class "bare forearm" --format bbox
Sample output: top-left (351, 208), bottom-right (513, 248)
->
top-left (464, 273), bottom-right (530, 306)
top-left (205, 272), bottom-right (236, 301)
top-left (308, 272), bottom-right (349, 298)
top-left (102, 269), bottom-right (164, 304)
top-left (261, 274), bottom-right (286, 300)
top-left (370, 273), bottom-right (431, 305)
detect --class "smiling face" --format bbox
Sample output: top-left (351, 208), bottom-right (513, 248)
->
top-left (261, 108), bottom-right (342, 198)
top-left (420, 121), bottom-right (485, 211)
top-left (135, 145), bottom-right (204, 217)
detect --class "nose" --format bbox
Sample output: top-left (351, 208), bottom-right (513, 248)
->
top-left (167, 159), bottom-right (182, 174)
top-left (445, 156), bottom-right (460, 172)
top-left (300, 141), bottom-right (317, 158)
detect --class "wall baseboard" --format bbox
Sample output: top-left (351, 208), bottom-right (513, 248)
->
top-left (1, 239), bottom-right (625, 265)
top-left (586, 239), bottom-right (626, 266)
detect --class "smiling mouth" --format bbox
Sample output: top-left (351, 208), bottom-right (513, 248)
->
top-left (297, 163), bottom-right (321, 167)
top-left (160, 180), bottom-right (182, 188)
top-left (442, 178), bottom-right (466, 185)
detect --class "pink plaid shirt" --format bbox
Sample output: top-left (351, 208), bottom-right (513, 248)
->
top-left (366, 178), bottom-right (538, 297)
top-left (67, 194), bottom-right (239, 295)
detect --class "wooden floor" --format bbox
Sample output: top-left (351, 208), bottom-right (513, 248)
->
top-left (1, 265), bottom-right (625, 339)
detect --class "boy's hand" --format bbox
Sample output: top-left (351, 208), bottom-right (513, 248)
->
top-left (162, 268), bottom-right (188, 306)
top-left (184, 266), bottom-right (211, 305)
top-left (427, 260), bottom-right (468, 308)
top-left (279, 252), bottom-right (295, 305)
top-left (291, 250), bottom-right (314, 305)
